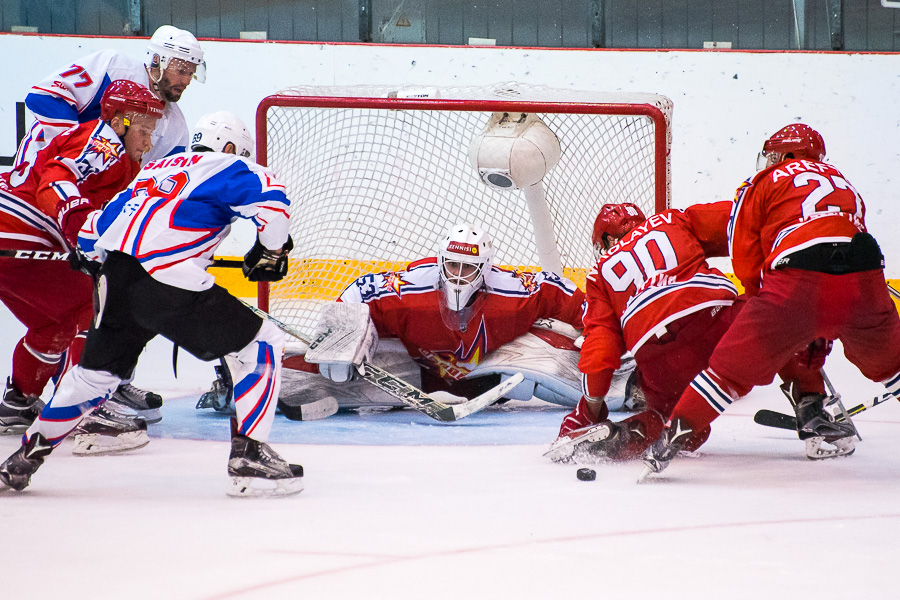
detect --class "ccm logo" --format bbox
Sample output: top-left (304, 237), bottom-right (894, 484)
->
top-left (14, 250), bottom-right (69, 260)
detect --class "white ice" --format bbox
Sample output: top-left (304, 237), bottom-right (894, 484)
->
top-left (1, 307), bottom-right (898, 600)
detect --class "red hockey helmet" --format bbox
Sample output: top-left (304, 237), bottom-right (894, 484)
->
top-left (100, 80), bottom-right (165, 122)
top-left (761, 123), bottom-right (826, 163)
top-left (591, 203), bottom-right (646, 259)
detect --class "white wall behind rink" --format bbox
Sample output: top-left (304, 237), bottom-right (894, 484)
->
top-left (1, 34), bottom-right (898, 275)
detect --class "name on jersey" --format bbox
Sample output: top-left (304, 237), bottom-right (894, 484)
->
top-left (145, 154), bottom-right (203, 170)
top-left (770, 160), bottom-right (836, 183)
top-left (605, 211), bottom-right (674, 256)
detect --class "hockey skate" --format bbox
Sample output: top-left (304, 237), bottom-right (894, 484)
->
top-left (622, 370), bottom-right (647, 412)
top-left (0, 433), bottom-right (53, 491)
top-left (196, 362), bottom-right (234, 413)
top-left (0, 378), bottom-right (44, 435)
top-left (227, 433), bottom-right (304, 498)
top-left (107, 383), bottom-right (164, 424)
top-left (794, 393), bottom-right (856, 460)
top-left (638, 418), bottom-right (695, 481)
top-left (71, 404), bottom-right (150, 456)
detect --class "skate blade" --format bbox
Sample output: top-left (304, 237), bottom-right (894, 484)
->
top-left (543, 423), bottom-right (614, 463)
top-left (636, 465), bottom-right (654, 483)
top-left (805, 437), bottom-right (856, 461)
top-left (227, 476), bottom-right (304, 498)
top-left (133, 409), bottom-right (162, 424)
top-left (0, 424), bottom-right (29, 436)
top-left (71, 431), bottom-right (151, 456)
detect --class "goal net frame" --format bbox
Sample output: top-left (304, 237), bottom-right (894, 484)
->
top-left (254, 83), bottom-right (672, 333)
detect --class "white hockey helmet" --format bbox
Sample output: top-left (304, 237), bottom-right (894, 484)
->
top-left (146, 25), bottom-right (206, 83)
top-left (191, 111), bottom-right (254, 159)
top-left (437, 223), bottom-right (495, 332)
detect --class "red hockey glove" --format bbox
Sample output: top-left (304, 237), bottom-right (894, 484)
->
top-left (56, 197), bottom-right (93, 248)
top-left (796, 338), bottom-right (833, 371)
top-left (557, 395), bottom-right (610, 439)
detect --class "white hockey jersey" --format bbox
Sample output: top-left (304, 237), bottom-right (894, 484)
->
top-left (80, 152), bottom-right (290, 291)
top-left (15, 49), bottom-right (189, 168)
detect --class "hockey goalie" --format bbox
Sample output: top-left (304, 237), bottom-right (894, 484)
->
top-left (199, 222), bottom-right (637, 419)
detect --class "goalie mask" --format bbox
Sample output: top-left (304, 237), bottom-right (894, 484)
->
top-left (591, 203), bottom-right (646, 261)
top-left (191, 111), bottom-right (254, 159)
top-left (146, 25), bottom-right (206, 84)
top-left (757, 123), bottom-right (826, 170)
top-left (437, 223), bottom-right (495, 332)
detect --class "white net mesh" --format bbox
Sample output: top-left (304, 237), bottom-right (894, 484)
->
top-left (260, 82), bottom-right (672, 334)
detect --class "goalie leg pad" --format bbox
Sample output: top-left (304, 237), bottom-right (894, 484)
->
top-left (225, 320), bottom-right (284, 442)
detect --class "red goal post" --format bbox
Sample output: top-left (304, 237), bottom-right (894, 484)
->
top-left (254, 83), bottom-right (672, 336)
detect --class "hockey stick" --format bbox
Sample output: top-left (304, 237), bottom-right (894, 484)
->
top-left (888, 283), bottom-right (900, 302)
top-left (0, 248), bottom-right (243, 269)
top-left (236, 298), bottom-right (524, 422)
top-left (754, 393), bottom-right (892, 431)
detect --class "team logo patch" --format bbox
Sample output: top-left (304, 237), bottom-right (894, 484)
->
top-left (446, 241), bottom-right (479, 256)
top-left (381, 271), bottom-right (411, 297)
top-left (418, 318), bottom-right (489, 380)
top-left (88, 136), bottom-right (122, 163)
top-left (512, 269), bottom-right (539, 293)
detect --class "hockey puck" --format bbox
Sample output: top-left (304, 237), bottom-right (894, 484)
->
top-left (576, 467), bottom-right (596, 481)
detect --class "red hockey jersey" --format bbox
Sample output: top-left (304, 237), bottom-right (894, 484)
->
top-left (0, 120), bottom-right (140, 250)
top-left (580, 202), bottom-right (736, 397)
top-left (728, 159), bottom-right (866, 295)
top-left (339, 259), bottom-right (585, 380)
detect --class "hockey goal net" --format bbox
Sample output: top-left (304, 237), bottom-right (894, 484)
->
top-left (256, 82), bottom-right (672, 336)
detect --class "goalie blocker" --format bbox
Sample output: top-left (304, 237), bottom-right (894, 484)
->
top-left (305, 301), bottom-right (378, 383)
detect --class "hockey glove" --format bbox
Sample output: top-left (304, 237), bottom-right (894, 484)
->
top-left (68, 247), bottom-right (101, 277)
top-left (556, 395), bottom-right (609, 439)
top-left (57, 197), bottom-right (93, 248)
top-left (243, 235), bottom-right (293, 282)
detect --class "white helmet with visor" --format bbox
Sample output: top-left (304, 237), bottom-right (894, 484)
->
top-left (437, 223), bottom-right (494, 332)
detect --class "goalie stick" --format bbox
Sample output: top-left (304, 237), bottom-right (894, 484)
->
top-left (754, 393), bottom-right (893, 431)
top-left (236, 298), bottom-right (524, 422)
top-left (0, 248), bottom-right (243, 268)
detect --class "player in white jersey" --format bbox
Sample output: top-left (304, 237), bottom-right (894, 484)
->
top-left (13, 25), bottom-right (204, 169)
top-left (0, 112), bottom-right (303, 497)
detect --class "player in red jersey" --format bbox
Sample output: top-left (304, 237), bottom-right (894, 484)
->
top-left (546, 200), bottom-right (831, 464)
top-left (276, 222), bottom-right (602, 418)
top-left (546, 201), bottom-right (743, 462)
top-left (641, 124), bottom-right (900, 478)
top-left (0, 81), bottom-right (164, 442)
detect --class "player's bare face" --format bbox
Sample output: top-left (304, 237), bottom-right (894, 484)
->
top-left (157, 59), bottom-right (196, 102)
top-left (123, 114), bottom-right (159, 161)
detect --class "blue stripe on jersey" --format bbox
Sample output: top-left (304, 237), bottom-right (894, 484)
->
top-left (172, 160), bottom-right (285, 229)
top-left (691, 371), bottom-right (732, 414)
top-left (166, 145), bottom-right (186, 157)
top-left (24, 92), bottom-right (78, 123)
top-left (80, 74), bottom-right (111, 123)
top-left (137, 229), bottom-right (219, 262)
top-left (0, 191), bottom-right (63, 234)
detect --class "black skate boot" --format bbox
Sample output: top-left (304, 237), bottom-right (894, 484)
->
top-left (227, 431), bottom-right (304, 498)
top-left (71, 404), bottom-right (150, 456)
top-left (794, 393), bottom-right (856, 460)
top-left (195, 362), bottom-right (234, 413)
top-left (639, 418), bottom-right (695, 481)
top-left (0, 432), bottom-right (53, 491)
top-left (107, 383), bottom-right (163, 423)
top-left (0, 378), bottom-right (44, 435)
top-left (622, 370), bottom-right (647, 412)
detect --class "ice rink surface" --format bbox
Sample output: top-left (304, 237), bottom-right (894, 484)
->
top-left (0, 312), bottom-right (898, 599)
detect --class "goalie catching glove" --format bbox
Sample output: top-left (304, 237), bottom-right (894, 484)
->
top-left (305, 302), bottom-right (378, 383)
top-left (243, 235), bottom-right (293, 281)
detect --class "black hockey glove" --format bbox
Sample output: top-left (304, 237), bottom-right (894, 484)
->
top-left (243, 235), bottom-right (293, 282)
top-left (68, 246), bottom-right (101, 278)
